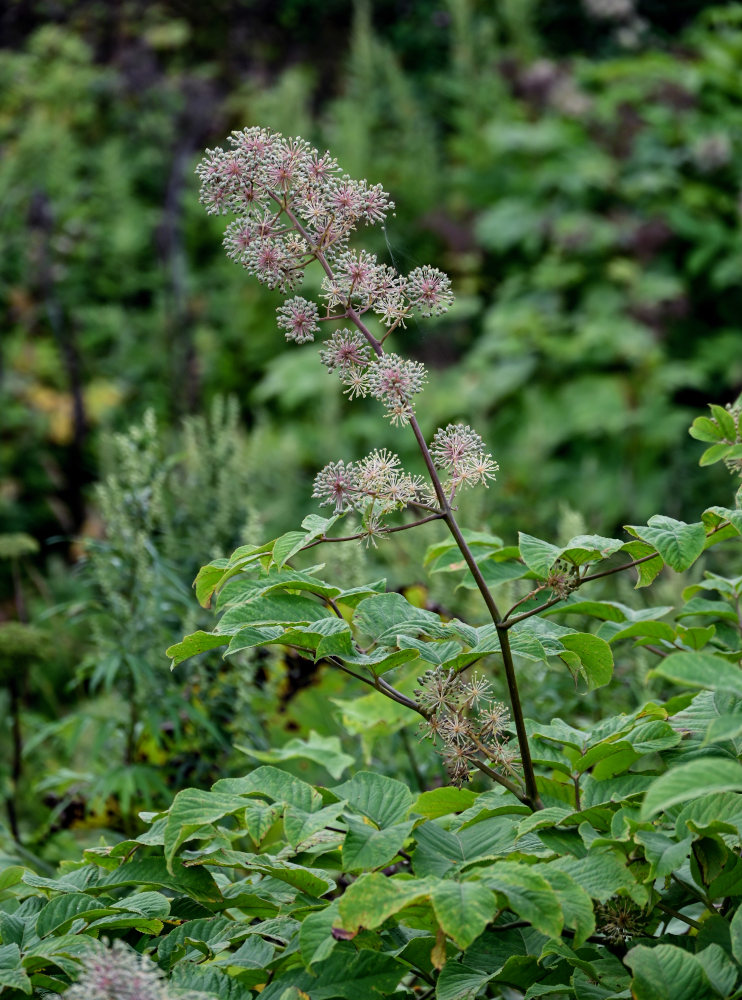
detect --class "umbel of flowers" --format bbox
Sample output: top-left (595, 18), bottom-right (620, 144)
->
top-left (197, 127), bottom-right (497, 546)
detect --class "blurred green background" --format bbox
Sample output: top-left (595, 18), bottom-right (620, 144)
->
top-left (2, 0), bottom-right (742, 854)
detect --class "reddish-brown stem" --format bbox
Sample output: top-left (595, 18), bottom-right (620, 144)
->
top-left (302, 512), bottom-right (445, 551)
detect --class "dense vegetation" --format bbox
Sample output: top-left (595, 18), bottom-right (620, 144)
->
top-left (2, 3), bottom-right (742, 998)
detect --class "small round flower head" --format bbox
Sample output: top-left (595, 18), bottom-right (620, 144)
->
top-left (406, 265), bottom-right (454, 317)
top-left (415, 666), bottom-right (465, 714)
top-left (277, 296), bottom-right (319, 344)
top-left (64, 940), bottom-right (175, 1000)
top-left (340, 366), bottom-right (370, 400)
top-left (318, 329), bottom-right (372, 372)
top-left (439, 710), bottom-right (473, 745)
top-left (479, 701), bottom-right (511, 740)
top-left (365, 354), bottom-right (427, 424)
top-left (356, 448), bottom-right (402, 491)
top-left (312, 460), bottom-right (358, 512)
top-left (430, 423), bottom-right (498, 491)
top-left (461, 671), bottom-right (493, 710)
top-left (223, 219), bottom-right (255, 261)
top-left (242, 238), bottom-right (298, 292)
top-left (442, 743), bottom-right (474, 787)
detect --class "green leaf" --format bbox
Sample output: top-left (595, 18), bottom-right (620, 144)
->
top-left (338, 873), bottom-right (432, 933)
top-left (284, 803), bottom-right (346, 849)
top-left (430, 880), bottom-right (496, 949)
top-left (0, 944), bottom-right (32, 994)
top-left (626, 516), bottom-right (706, 573)
top-left (217, 594), bottom-right (333, 633)
top-left (0, 867), bottom-right (23, 893)
top-left (266, 951), bottom-right (405, 1000)
top-left (626, 944), bottom-right (712, 1000)
top-left (194, 559), bottom-right (231, 608)
top-left (560, 534), bottom-right (626, 564)
top-left (341, 818), bottom-right (415, 872)
top-left (167, 630), bottom-right (227, 669)
top-left (641, 758), bottom-right (742, 820)
top-left (551, 848), bottom-right (639, 903)
top-left (413, 787), bottom-right (479, 820)
top-left (699, 443), bottom-right (739, 467)
top-left (559, 633), bottom-right (613, 689)
top-left (689, 416), bottom-right (725, 443)
top-left (214, 765), bottom-right (323, 812)
top-left (730, 903), bottom-right (742, 964)
top-left (709, 404), bottom-right (737, 439)
top-left (435, 962), bottom-right (495, 1000)
top-left (300, 902), bottom-right (339, 968)
top-left (695, 943), bottom-right (737, 998)
top-left (518, 533), bottom-right (561, 577)
top-left (164, 787), bottom-right (252, 872)
top-left (334, 772), bottom-right (413, 828)
top-left (236, 731), bottom-right (354, 780)
top-left (650, 651), bottom-right (742, 697)
top-left (97, 858), bottom-right (220, 902)
top-left (703, 714), bottom-right (742, 745)
top-left (36, 893), bottom-right (117, 937)
top-left (621, 540), bottom-right (664, 589)
top-left (538, 868), bottom-right (595, 948)
top-left (354, 592), bottom-right (443, 644)
top-left (480, 863), bottom-right (563, 938)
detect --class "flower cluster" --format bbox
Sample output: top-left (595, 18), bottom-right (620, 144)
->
top-left (415, 667), bottom-right (515, 786)
top-left (430, 424), bottom-right (499, 493)
top-left (312, 448), bottom-right (428, 541)
top-left (197, 128), bottom-right (454, 328)
top-left (64, 940), bottom-right (188, 1000)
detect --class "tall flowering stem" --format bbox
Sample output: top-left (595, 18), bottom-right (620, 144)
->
top-left (197, 127), bottom-right (541, 810)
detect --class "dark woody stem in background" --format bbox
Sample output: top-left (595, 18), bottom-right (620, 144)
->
top-left (281, 197), bottom-right (544, 810)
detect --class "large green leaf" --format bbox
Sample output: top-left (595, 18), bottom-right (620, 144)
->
top-left (166, 630), bottom-right (228, 669)
top-left (333, 772), bottom-right (413, 828)
top-left (236, 731), bottom-right (354, 780)
top-left (338, 873), bottom-right (432, 933)
top-left (430, 880), bottom-right (497, 949)
top-left (730, 903), bottom-right (742, 965)
top-left (550, 849), bottom-right (640, 903)
top-left (480, 863), bottom-right (563, 938)
top-left (559, 633), bottom-right (613, 689)
top-left (650, 651), bottom-right (742, 697)
top-left (435, 961), bottom-right (495, 1000)
top-left (0, 944), bottom-right (31, 994)
top-left (518, 533), bottom-right (561, 577)
top-left (216, 594), bottom-right (333, 633)
top-left (625, 516), bottom-right (706, 573)
top-left (413, 787), bottom-right (479, 820)
top-left (641, 758), bottom-right (742, 820)
top-left (214, 766), bottom-right (323, 812)
top-left (262, 950), bottom-right (406, 1000)
top-left (163, 787), bottom-right (252, 872)
top-left (96, 858), bottom-right (220, 902)
top-left (626, 944), bottom-right (713, 1000)
top-left (341, 818), bottom-right (415, 872)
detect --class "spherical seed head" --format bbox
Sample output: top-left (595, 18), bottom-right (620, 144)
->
top-left (312, 460), bottom-right (358, 512)
top-left (429, 423), bottom-right (498, 491)
top-left (406, 265), bottom-right (454, 317)
top-left (318, 329), bottom-right (372, 371)
top-left (365, 354), bottom-right (427, 423)
top-left (276, 296), bottom-right (320, 344)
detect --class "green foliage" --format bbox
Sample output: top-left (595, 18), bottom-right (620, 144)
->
top-left (4, 7), bottom-right (742, 998)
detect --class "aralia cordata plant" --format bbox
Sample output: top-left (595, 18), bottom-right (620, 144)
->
top-left (195, 127), bottom-right (543, 803)
top-left (193, 127), bottom-right (742, 811)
